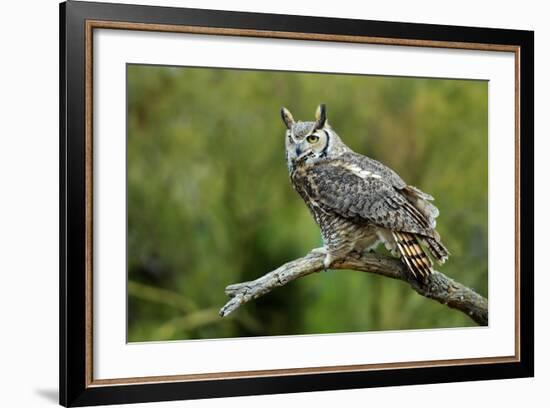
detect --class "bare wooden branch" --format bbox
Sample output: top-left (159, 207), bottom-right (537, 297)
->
top-left (219, 250), bottom-right (488, 326)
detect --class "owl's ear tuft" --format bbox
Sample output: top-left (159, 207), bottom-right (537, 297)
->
top-left (280, 107), bottom-right (295, 129)
top-left (314, 104), bottom-right (327, 129)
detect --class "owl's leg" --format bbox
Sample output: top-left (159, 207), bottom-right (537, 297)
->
top-left (319, 234), bottom-right (356, 270)
top-left (323, 246), bottom-right (354, 270)
top-left (356, 235), bottom-right (382, 255)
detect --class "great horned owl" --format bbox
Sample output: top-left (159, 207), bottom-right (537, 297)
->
top-left (281, 104), bottom-right (449, 280)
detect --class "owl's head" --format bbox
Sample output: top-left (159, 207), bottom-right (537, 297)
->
top-left (281, 104), bottom-right (347, 169)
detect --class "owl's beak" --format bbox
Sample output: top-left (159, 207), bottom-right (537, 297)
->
top-left (295, 146), bottom-right (312, 161)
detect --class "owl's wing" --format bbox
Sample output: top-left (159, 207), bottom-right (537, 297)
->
top-left (304, 161), bottom-right (435, 237)
top-left (348, 153), bottom-right (440, 225)
top-left (348, 152), bottom-right (408, 190)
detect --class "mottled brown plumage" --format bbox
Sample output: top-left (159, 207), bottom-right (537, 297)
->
top-left (281, 104), bottom-right (449, 280)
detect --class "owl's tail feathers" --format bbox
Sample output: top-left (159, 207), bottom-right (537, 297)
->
top-left (424, 237), bottom-right (450, 265)
top-left (392, 231), bottom-right (433, 280)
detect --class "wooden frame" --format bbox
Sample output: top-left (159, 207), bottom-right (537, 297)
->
top-left (60, 1), bottom-right (534, 406)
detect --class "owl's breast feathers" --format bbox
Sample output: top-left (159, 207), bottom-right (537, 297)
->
top-left (290, 152), bottom-right (449, 279)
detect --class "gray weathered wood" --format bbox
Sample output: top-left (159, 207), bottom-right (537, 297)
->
top-left (219, 250), bottom-right (488, 325)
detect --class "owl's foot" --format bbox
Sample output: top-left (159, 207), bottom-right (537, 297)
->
top-left (310, 247), bottom-right (332, 270)
top-left (323, 253), bottom-right (334, 270)
top-left (308, 247), bottom-right (334, 270)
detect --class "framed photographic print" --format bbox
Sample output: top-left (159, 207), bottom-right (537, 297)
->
top-left (59, 0), bottom-right (534, 406)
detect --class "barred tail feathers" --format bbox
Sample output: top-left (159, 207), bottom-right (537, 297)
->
top-left (392, 231), bottom-right (433, 280)
top-left (423, 236), bottom-right (450, 264)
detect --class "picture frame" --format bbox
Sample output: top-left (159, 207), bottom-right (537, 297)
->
top-left (59, 0), bottom-right (534, 406)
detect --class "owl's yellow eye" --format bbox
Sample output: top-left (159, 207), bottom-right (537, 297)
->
top-left (306, 135), bottom-right (320, 144)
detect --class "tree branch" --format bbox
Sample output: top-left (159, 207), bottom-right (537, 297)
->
top-left (219, 250), bottom-right (488, 326)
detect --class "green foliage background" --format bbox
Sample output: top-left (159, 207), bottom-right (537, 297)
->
top-left (127, 64), bottom-right (488, 342)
